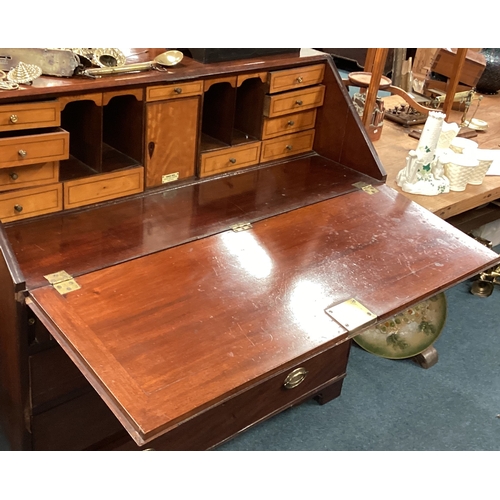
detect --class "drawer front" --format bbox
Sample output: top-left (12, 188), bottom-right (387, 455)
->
top-left (262, 109), bottom-right (317, 140)
top-left (31, 390), bottom-right (124, 451)
top-left (146, 81), bottom-right (204, 102)
top-left (264, 85), bottom-right (325, 118)
top-left (113, 339), bottom-right (351, 450)
top-left (0, 183), bottom-right (63, 222)
top-left (261, 130), bottom-right (315, 163)
top-left (0, 101), bottom-right (60, 132)
top-left (30, 346), bottom-right (88, 411)
top-left (268, 64), bottom-right (325, 93)
top-left (199, 142), bottom-right (262, 178)
top-left (0, 162), bottom-right (59, 192)
top-left (63, 166), bottom-right (144, 210)
top-left (0, 129), bottom-right (69, 169)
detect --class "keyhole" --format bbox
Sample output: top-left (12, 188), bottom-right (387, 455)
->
top-left (148, 142), bottom-right (155, 159)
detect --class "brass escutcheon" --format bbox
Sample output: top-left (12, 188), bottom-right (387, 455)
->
top-left (283, 367), bottom-right (308, 389)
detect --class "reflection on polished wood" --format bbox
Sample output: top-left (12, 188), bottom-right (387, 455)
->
top-left (28, 183), bottom-right (499, 445)
top-left (375, 92), bottom-right (500, 219)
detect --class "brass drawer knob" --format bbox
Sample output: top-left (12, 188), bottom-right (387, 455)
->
top-left (229, 158), bottom-right (237, 164)
top-left (14, 205), bottom-right (23, 213)
top-left (287, 120), bottom-right (295, 126)
top-left (18, 149), bottom-right (27, 159)
top-left (285, 144), bottom-right (293, 151)
top-left (174, 87), bottom-right (182, 94)
top-left (10, 114), bottom-right (19, 124)
top-left (283, 367), bottom-right (308, 389)
top-left (295, 100), bottom-right (303, 106)
top-left (10, 172), bottom-right (19, 180)
top-left (296, 76), bottom-right (303, 83)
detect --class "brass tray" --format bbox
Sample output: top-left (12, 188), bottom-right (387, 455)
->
top-left (353, 293), bottom-right (447, 359)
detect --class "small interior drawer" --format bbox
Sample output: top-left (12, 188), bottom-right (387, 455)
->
top-left (0, 128), bottom-right (69, 169)
top-left (268, 64), bottom-right (325, 93)
top-left (262, 109), bottom-right (317, 140)
top-left (264, 85), bottom-right (325, 118)
top-left (0, 100), bottom-right (61, 132)
top-left (146, 81), bottom-right (204, 102)
top-left (63, 166), bottom-right (144, 210)
top-left (0, 162), bottom-right (59, 192)
top-left (199, 142), bottom-right (262, 178)
top-left (260, 130), bottom-right (315, 163)
top-left (0, 183), bottom-right (63, 222)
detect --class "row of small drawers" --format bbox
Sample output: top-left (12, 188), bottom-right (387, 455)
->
top-left (0, 63), bottom-right (325, 131)
top-left (200, 129), bottom-right (315, 178)
top-left (0, 166), bottom-right (144, 223)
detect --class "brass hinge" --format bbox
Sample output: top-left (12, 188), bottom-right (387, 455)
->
top-left (352, 181), bottom-right (379, 195)
top-left (44, 270), bottom-right (81, 295)
top-left (231, 222), bottom-right (253, 232)
top-left (325, 298), bottom-right (377, 336)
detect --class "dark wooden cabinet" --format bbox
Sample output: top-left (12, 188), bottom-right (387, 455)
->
top-left (0, 49), bottom-right (499, 451)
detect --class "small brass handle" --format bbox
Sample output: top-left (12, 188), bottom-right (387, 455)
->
top-left (174, 87), bottom-right (182, 94)
top-left (10, 172), bottom-right (19, 180)
top-left (10, 114), bottom-right (19, 123)
top-left (283, 367), bottom-right (308, 389)
top-left (295, 100), bottom-right (303, 106)
top-left (229, 158), bottom-right (237, 164)
top-left (14, 205), bottom-right (23, 213)
top-left (287, 120), bottom-right (295, 126)
top-left (18, 149), bottom-right (27, 159)
top-left (296, 76), bottom-right (303, 83)
top-left (285, 145), bottom-right (293, 151)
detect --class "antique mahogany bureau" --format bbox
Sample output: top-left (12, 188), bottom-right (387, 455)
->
top-left (0, 48), bottom-right (498, 451)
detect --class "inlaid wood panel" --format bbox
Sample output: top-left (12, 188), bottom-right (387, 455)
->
top-left (145, 96), bottom-right (200, 186)
top-left (0, 162), bottom-right (59, 192)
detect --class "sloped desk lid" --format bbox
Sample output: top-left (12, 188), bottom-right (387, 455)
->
top-left (27, 185), bottom-right (500, 445)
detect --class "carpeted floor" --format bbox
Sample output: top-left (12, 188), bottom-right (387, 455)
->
top-left (217, 270), bottom-right (500, 451)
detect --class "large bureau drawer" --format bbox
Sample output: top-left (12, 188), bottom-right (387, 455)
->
top-left (0, 129), bottom-right (69, 169)
top-left (260, 130), bottom-right (315, 163)
top-left (113, 339), bottom-right (351, 450)
top-left (264, 85), bottom-right (325, 118)
top-left (63, 166), bottom-right (144, 210)
top-left (0, 100), bottom-right (61, 132)
top-left (268, 64), bottom-right (325, 93)
top-left (0, 161), bottom-right (59, 192)
top-left (199, 142), bottom-right (262, 178)
top-left (0, 183), bottom-right (63, 222)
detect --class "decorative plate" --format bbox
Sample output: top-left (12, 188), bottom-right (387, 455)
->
top-left (353, 293), bottom-right (447, 359)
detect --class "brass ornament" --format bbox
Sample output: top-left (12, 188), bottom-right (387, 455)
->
top-left (92, 48), bottom-right (126, 68)
top-left (7, 61), bottom-right (42, 84)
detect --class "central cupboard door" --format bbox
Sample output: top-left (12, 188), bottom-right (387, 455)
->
top-left (144, 95), bottom-right (201, 187)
